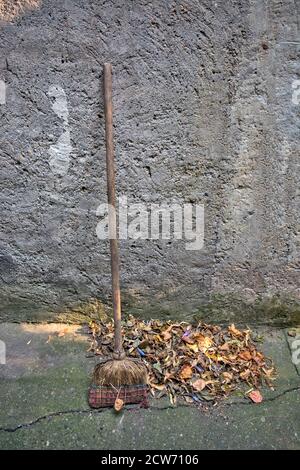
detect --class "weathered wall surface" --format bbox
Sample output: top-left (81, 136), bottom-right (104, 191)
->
top-left (0, 0), bottom-right (299, 325)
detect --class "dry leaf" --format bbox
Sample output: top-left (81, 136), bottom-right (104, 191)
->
top-left (179, 364), bottom-right (193, 380)
top-left (150, 383), bottom-right (165, 391)
top-left (195, 334), bottom-right (213, 352)
top-left (187, 343), bottom-right (199, 353)
top-left (164, 372), bottom-right (174, 382)
top-left (239, 351), bottom-right (252, 361)
top-left (162, 326), bottom-right (173, 341)
top-left (248, 390), bottom-right (263, 403)
top-left (46, 335), bottom-right (52, 344)
top-left (240, 369), bottom-right (251, 380)
top-left (142, 325), bottom-right (152, 332)
top-left (192, 378), bottom-right (207, 392)
top-left (169, 393), bottom-right (176, 405)
top-left (228, 324), bottom-right (243, 337)
top-left (153, 334), bottom-right (163, 343)
top-left (252, 351), bottom-right (264, 365)
top-left (262, 367), bottom-right (274, 377)
top-left (184, 396), bottom-right (194, 404)
top-left (114, 398), bottom-right (124, 412)
top-left (182, 335), bottom-right (194, 344)
top-left (222, 372), bottom-right (233, 382)
top-left (219, 342), bottom-right (229, 351)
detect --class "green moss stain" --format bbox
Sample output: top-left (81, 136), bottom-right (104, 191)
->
top-left (1, 293), bottom-right (299, 327)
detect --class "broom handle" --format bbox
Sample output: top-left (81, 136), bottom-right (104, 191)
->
top-left (103, 63), bottom-right (125, 360)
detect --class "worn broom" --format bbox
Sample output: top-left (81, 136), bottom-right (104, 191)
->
top-left (89, 63), bottom-right (148, 408)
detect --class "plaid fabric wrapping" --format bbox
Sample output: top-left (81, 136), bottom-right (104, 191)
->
top-left (89, 384), bottom-right (149, 408)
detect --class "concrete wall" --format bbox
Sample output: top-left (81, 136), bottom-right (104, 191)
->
top-left (0, 0), bottom-right (299, 325)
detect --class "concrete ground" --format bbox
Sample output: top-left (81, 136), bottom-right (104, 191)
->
top-left (0, 323), bottom-right (299, 450)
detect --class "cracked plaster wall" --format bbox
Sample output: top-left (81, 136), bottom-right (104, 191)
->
top-left (0, 0), bottom-right (299, 324)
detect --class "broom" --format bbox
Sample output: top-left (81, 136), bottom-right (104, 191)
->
top-left (89, 63), bottom-right (148, 408)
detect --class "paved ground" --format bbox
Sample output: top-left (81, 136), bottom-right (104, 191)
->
top-left (0, 323), bottom-right (299, 450)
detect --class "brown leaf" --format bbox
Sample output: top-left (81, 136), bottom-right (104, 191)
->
top-left (262, 367), bottom-right (274, 377)
top-left (228, 324), bottom-right (243, 337)
top-left (248, 390), bottom-right (263, 403)
top-left (142, 325), bottom-right (152, 332)
top-left (222, 372), bottom-right (233, 382)
top-left (194, 334), bottom-right (213, 352)
top-left (114, 398), bottom-right (124, 412)
top-left (162, 331), bottom-right (172, 341)
top-left (161, 325), bottom-right (173, 342)
top-left (164, 372), bottom-right (174, 382)
top-left (192, 378), bottom-right (207, 392)
top-left (252, 351), bottom-right (264, 365)
top-left (219, 342), bottom-right (230, 351)
top-left (240, 369), bottom-right (251, 380)
top-left (239, 351), bottom-right (252, 361)
top-left (182, 335), bottom-right (194, 344)
top-left (179, 364), bottom-right (193, 380)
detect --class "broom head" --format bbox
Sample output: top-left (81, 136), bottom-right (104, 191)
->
top-left (89, 357), bottom-right (149, 408)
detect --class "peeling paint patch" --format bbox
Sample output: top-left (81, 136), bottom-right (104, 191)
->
top-left (47, 85), bottom-right (72, 176)
top-left (0, 79), bottom-right (6, 104)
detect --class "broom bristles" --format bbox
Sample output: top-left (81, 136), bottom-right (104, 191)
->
top-left (92, 357), bottom-right (148, 387)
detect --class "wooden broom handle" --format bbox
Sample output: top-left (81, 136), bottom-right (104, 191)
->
top-left (103, 63), bottom-right (125, 360)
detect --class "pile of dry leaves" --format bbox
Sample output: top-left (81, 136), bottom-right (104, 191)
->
top-left (88, 316), bottom-right (275, 405)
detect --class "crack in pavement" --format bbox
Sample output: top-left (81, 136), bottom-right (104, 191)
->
top-left (224, 384), bottom-right (300, 406)
top-left (1, 385), bottom-right (299, 433)
top-left (0, 408), bottom-right (105, 433)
